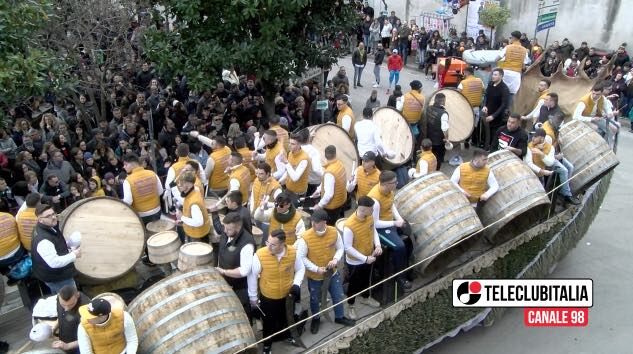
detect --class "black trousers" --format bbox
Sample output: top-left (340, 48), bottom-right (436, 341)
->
top-left (260, 295), bottom-right (290, 347)
top-left (431, 144), bottom-right (446, 170)
top-left (346, 262), bottom-right (373, 305)
top-left (324, 207), bottom-right (343, 226)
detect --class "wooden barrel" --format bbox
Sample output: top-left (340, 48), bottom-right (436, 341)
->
top-left (427, 89), bottom-right (474, 142)
top-left (394, 172), bottom-right (483, 274)
top-left (205, 197), bottom-right (227, 214)
top-left (147, 231), bottom-right (182, 264)
top-left (210, 214), bottom-right (225, 243)
top-left (335, 218), bottom-right (347, 235)
top-left (307, 123), bottom-right (359, 178)
top-left (372, 107), bottom-right (414, 169)
top-left (252, 226), bottom-right (263, 245)
top-left (60, 197), bottom-right (145, 284)
top-left (480, 150), bottom-right (551, 244)
top-left (146, 219), bottom-right (176, 235)
top-left (178, 242), bottom-right (214, 272)
top-left (128, 267), bottom-right (256, 354)
top-left (93, 292), bottom-right (128, 311)
top-left (559, 120), bottom-right (620, 194)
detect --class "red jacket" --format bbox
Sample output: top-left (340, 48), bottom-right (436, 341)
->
top-left (387, 54), bottom-right (404, 71)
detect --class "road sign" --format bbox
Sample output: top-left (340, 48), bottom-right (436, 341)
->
top-left (316, 100), bottom-right (329, 110)
top-left (536, 0), bottom-right (559, 33)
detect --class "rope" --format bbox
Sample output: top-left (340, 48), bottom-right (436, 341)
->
top-left (235, 151), bottom-right (613, 353)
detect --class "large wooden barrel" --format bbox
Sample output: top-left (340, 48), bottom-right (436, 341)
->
top-left (480, 150), bottom-right (551, 244)
top-left (559, 120), bottom-right (619, 194)
top-left (307, 123), bottom-right (359, 178)
top-left (372, 107), bottom-right (414, 169)
top-left (178, 242), bottom-right (214, 271)
top-left (147, 231), bottom-right (181, 264)
top-left (251, 225), bottom-right (264, 245)
top-left (394, 172), bottom-right (483, 274)
top-left (60, 197), bottom-right (145, 284)
top-left (427, 89), bottom-right (474, 142)
top-left (128, 267), bottom-right (256, 354)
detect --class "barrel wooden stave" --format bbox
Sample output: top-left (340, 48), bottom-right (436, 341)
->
top-left (372, 107), bottom-right (414, 169)
top-left (559, 120), bottom-right (619, 194)
top-left (210, 214), bottom-right (225, 243)
top-left (251, 226), bottom-right (263, 246)
top-left (60, 197), bottom-right (145, 283)
top-left (147, 231), bottom-right (182, 264)
top-left (395, 172), bottom-right (482, 274)
top-left (307, 123), bottom-right (359, 179)
top-left (128, 267), bottom-right (255, 354)
top-left (146, 219), bottom-right (176, 235)
top-left (480, 150), bottom-right (551, 243)
top-left (177, 242), bottom-right (213, 272)
top-left (428, 89), bottom-right (474, 142)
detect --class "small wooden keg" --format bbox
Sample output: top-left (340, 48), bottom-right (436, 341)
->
top-left (177, 242), bottom-right (214, 271)
top-left (147, 231), bottom-right (182, 264)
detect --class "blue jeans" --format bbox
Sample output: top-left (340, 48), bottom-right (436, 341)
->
top-left (373, 63), bottom-right (381, 84)
top-left (398, 42), bottom-right (408, 64)
top-left (354, 65), bottom-right (365, 86)
top-left (554, 158), bottom-right (574, 197)
top-left (376, 226), bottom-right (406, 280)
top-left (363, 34), bottom-right (371, 49)
top-left (308, 272), bottom-right (345, 319)
top-left (418, 49), bottom-right (426, 65)
top-left (45, 278), bottom-right (76, 294)
top-left (389, 70), bottom-right (400, 89)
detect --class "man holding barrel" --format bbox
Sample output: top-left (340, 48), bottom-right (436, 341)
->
top-left (215, 212), bottom-right (255, 317)
top-left (450, 148), bottom-right (499, 207)
top-left (247, 229), bottom-right (305, 354)
top-left (296, 209), bottom-right (356, 334)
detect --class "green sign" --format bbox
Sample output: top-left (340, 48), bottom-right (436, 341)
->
top-left (316, 100), bottom-right (329, 110)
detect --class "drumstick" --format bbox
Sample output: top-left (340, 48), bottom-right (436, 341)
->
top-left (215, 195), bottom-right (227, 207)
top-left (351, 160), bottom-right (357, 179)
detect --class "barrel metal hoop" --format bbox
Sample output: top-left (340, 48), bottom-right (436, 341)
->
top-left (419, 198), bottom-right (473, 230)
top-left (144, 306), bottom-right (245, 353)
top-left (560, 128), bottom-right (589, 150)
top-left (129, 268), bottom-right (216, 313)
top-left (569, 148), bottom-right (612, 178)
top-left (168, 320), bottom-right (254, 354)
top-left (395, 172), bottom-right (443, 198)
top-left (136, 280), bottom-right (226, 325)
top-left (414, 210), bottom-right (480, 252)
top-left (403, 180), bottom-right (460, 216)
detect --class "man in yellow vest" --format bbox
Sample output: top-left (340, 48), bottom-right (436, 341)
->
top-left (342, 196), bottom-right (382, 320)
top-left (296, 209), bottom-right (355, 334)
top-left (458, 67), bottom-right (484, 145)
top-left (164, 143), bottom-right (207, 191)
top-left (249, 162), bottom-right (283, 245)
top-left (525, 129), bottom-right (580, 205)
top-left (234, 136), bottom-right (256, 179)
top-left (266, 115), bottom-right (290, 152)
top-left (122, 153), bottom-right (163, 225)
top-left (247, 229), bottom-right (305, 353)
top-left (254, 193), bottom-right (305, 246)
top-left (336, 95), bottom-right (355, 138)
top-left (401, 80), bottom-right (425, 142)
top-left (176, 172), bottom-right (212, 243)
top-left (573, 82), bottom-right (619, 140)
top-left (311, 145), bottom-right (348, 225)
top-left (496, 30), bottom-right (530, 97)
top-left (227, 152), bottom-right (252, 206)
top-left (279, 134), bottom-right (311, 200)
top-left (450, 148), bottom-right (499, 206)
top-left (0, 211), bottom-right (27, 286)
top-left (522, 79), bottom-right (551, 126)
top-left (193, 134), bottom-right (232, 197)
top-left (253, 130), bottom-right (286, 180)
top-left (367, 170), bottom-right (411, 291)
top-left (16, 192), bottom-right (40, 251)
top-left (77, 298), bottom-right (138, 354)
top-left (347, 151), bottom-right (381, 200)
top-left (408, 139), bottom-right (437, 179)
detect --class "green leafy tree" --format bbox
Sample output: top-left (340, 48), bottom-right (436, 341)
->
top-left (0, 0), bottom-right (64, 125)
top-left (479, 3), bottom-right (511, 46)
top-left (145, 0), bottom-right (358, 117)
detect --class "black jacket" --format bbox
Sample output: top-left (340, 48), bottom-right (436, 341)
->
top-left (374, 49), bottom-right (385, 65)
top-left (352, 48), bottom-right (368, 66)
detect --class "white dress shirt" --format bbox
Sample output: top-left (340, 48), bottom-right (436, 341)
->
top-left (301, 144), bottom-right (324, 185)
top-left (36, 237), bottom-right (76, 269)
top-left (316, 172), bottom-right (335, 208)
top-left (354, 119), bottom-right (395, 157)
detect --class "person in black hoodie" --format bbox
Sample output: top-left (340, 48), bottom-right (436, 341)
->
top-left (352, 42), bottom-right (368, 88)
top-left (31, 203), bottom-right (80, 294)
top-left (372, 43), bottom-right (385, 88)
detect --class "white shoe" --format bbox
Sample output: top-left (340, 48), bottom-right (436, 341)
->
top-left (359, 296), bottom-right (381, 308)
top-left (348, 305), bottom-right (357, 320)
top-left (372, 83), bottom-right (379, 88)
